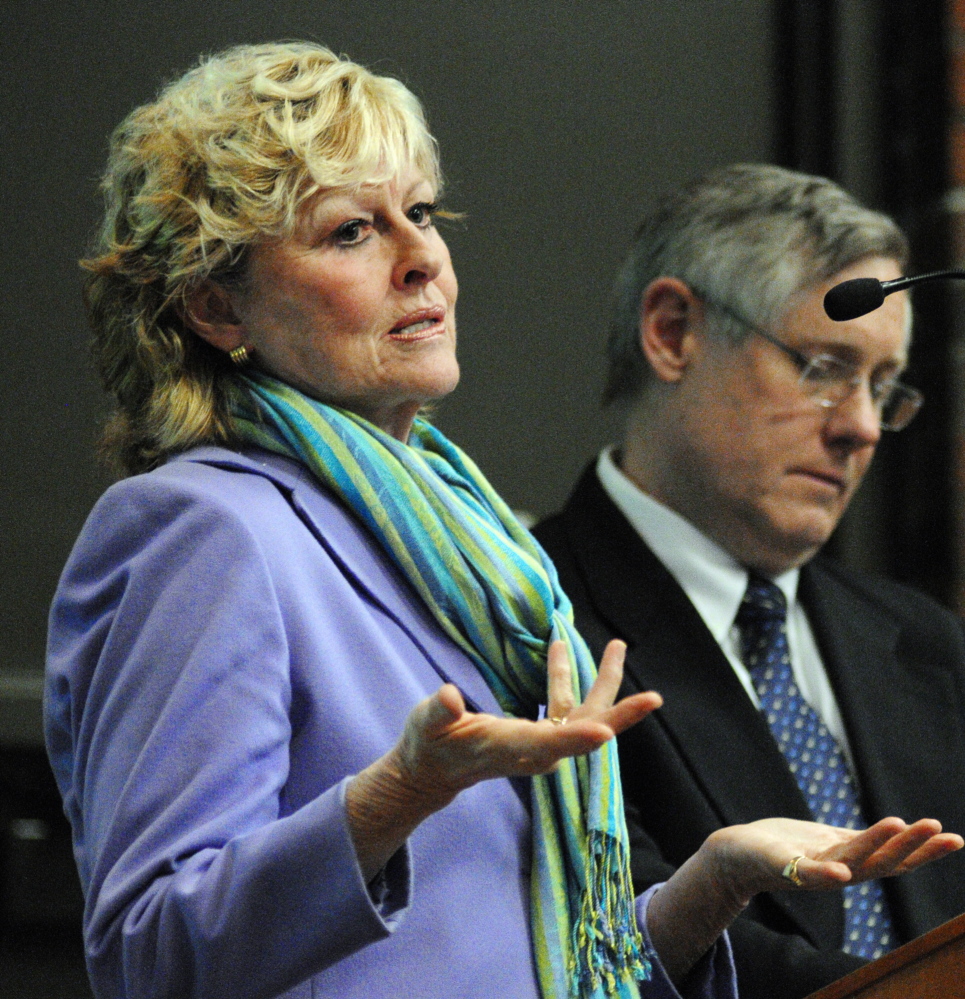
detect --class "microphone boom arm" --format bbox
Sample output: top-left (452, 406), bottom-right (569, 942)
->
top-left (824, 269), bottom-right (965, 321)
top-left (880, 269), bottom-right (965, 295)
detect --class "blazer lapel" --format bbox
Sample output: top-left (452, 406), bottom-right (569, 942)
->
top-left (799, 562), bottom-right (902, 797)
top-left (181, 447), bottom-right (505, 718)
top-left (561, 467), bottom-right (811, 822)
top-left (558, 466), bottom-right (840, 940)
top-left (801, 561), bottom-right (965, 937)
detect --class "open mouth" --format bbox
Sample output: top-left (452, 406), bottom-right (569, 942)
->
top-left (388, 308), bottom-right (446, 341)
top-left (392, 319), bottom-right (438, 338)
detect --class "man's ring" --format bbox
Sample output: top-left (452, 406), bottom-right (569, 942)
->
top-left (782, 855), bottom-right (806, 887)
top-left (549, 716), bottom-right (567, 726)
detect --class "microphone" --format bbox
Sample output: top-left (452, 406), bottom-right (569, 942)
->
top-left (824, 269), bottom-right (965, 321)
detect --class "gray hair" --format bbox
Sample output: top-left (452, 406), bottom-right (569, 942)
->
top-left (603, 163), bottom-right (909, 404)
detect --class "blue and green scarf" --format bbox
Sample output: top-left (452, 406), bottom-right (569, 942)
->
top-left (232, 372), bottom-right (651, 999)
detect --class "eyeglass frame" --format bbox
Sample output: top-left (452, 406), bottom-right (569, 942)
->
top-left (693, 293), bottom-right (923, 432)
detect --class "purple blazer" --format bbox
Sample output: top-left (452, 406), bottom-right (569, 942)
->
top-left (45, 446), bottom-right (736, 999)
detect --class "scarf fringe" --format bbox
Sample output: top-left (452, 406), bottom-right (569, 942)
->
top-left (572, 831), bottom-right (652, 997)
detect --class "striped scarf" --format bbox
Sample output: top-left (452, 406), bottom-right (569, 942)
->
top-left (231, 372), bottom-right (650, 999)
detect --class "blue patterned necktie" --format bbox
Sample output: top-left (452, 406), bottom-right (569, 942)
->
top-left (736, 574), bottom-right (894, 960)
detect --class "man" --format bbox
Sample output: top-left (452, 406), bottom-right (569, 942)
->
top-left (534, 164), bottom-right (965, 999)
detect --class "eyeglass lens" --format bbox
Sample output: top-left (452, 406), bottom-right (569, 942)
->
top-left (799, 357), bottom-right (921, 430)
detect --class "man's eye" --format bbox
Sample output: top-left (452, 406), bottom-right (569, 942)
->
top-left (871, 378), bottom-right (899, 403)
top-left (803, 356), bottom-right (850, 384)
top-left (407, 201), bottom-right (439, 227)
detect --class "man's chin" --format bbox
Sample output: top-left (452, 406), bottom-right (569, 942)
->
top-left (771, 523), bottom-right (838, 571)
top-left (742, 512), bottom-right (840, 574)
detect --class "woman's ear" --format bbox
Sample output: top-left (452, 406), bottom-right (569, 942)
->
top-left (638, 277), bottom-right (705, 383)
top-left (181, 280), bottom-right (245, 354)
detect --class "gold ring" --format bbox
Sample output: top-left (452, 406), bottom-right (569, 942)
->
top-left (548, 716), bottom-right (567, 726)
top-left (782, 855), bottom-right (806, 887)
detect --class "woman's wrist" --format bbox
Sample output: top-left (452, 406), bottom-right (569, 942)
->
top-left (697, 826), bottom-right (768, 909)
top-left (345, 747), bottom-right (458, 883)
top-left (645, 833), bottom-right (754, 983)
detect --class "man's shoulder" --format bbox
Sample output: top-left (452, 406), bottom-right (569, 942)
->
top-left (801, 554), bottom-right (959, 620)
top-left (804, 555), bottom-right (965, 641)
top-left (536, 459), bottom-right (603, 519)
top-left (534, 460), bottom-right (636, 558)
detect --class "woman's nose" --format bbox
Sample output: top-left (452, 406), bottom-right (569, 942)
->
top-left (391, 224), bottom-right (444, 290)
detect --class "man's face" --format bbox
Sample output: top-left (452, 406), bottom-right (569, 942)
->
top-left (655, 256), bottom-right (909, 574)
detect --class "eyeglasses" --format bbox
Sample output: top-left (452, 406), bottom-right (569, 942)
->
top-left (700, 297), bottom-right (923, 432)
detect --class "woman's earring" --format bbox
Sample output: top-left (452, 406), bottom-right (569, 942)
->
top-left (229, 345), bottom-right (250, 366)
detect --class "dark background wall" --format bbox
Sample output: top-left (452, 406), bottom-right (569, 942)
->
top-left (1, 1), bottom-right (775, 683)
top-left (771, 0), bottom-right (957, 605)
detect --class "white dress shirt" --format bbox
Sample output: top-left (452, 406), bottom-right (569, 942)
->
top-left (596, 447), bottom-right (854, 763)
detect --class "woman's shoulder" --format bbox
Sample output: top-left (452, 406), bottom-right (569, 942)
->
top-left (69, 444), bottom-right (376, 586)
top-left (135, 444), bottom-right (307, 504)
top-left (63, 448), bottom-right (299, 574)
top-left (93, 444), bottom-right (331, 529)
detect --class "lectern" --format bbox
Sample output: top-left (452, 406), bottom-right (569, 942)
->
top-left (807, 912), bottom-right (965, 999)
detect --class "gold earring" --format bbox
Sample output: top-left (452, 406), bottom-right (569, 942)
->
top-left (229, 345), bottom-right (250, 366)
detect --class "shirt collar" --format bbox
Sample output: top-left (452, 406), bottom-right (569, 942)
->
top-left (596, 446), bottom-right (799, 638)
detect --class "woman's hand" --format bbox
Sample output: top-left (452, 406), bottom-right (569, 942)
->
top-left (647, 816), bottom-right (963, 983)
top-left (393, 639), bottom-right (662, 801)
top-left (705, 816), bottom-right (964, 901)
top-left (346, 639), bottom-right (662, 881)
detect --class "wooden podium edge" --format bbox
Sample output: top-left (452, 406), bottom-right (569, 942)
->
top-left (806, 911), bottom-right (965, 999)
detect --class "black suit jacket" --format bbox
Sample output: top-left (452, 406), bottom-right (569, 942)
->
top-left (535, 464), bottom-right (965, 999)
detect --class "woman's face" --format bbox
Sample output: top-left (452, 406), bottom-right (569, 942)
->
top-left (231, 167), bottom-right (459, 440)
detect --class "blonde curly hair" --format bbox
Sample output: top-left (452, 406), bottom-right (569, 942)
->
top-left (84, 41), bottom-right (441, 475)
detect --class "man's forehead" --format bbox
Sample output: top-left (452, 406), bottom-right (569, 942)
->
top-left (782, 263), bottom-right (911, 361)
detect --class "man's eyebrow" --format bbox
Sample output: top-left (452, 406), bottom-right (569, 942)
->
top-left (795, 337), bottom-right (907, 368)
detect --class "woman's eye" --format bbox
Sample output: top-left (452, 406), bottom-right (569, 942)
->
top-left (407, 201), bottom-right (439, 227)
top-left (333, 219), bottom-right (369, 245)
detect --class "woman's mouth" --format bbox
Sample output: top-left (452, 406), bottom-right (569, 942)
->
top-left (388, 309), bottom-right (446, 341)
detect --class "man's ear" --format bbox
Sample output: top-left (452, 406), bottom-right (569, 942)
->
top-left (181, 280), bottom-right (245, 354)
top-left (639, 277), bottom-right (704, 383)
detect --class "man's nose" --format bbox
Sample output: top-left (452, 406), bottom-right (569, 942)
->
top-left (823, 379), bottom-right (883, 450)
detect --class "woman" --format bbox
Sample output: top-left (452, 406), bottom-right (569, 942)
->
top-left (44, 41), bottom-right (960, 999)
